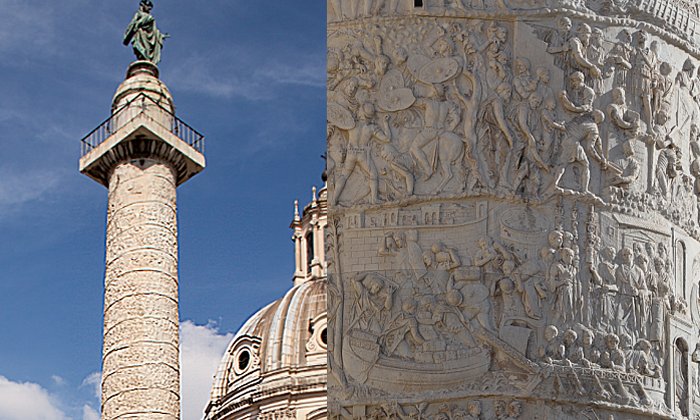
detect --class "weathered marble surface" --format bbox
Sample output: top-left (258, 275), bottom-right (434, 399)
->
top-left (327, 1), bottom-right (700, 418)
top-left (103, 159), bottom-right (180, 420)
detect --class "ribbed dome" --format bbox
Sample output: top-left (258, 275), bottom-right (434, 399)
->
top-left (206, 278), bottom-right (327, 420)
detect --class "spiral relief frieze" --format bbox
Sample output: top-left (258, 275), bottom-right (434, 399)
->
top-left (328, 1), bottom-right (700, 418)
top-left (102, 158), bottom-right (180, 420)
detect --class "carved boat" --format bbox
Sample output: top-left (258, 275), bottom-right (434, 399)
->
top-left (343, 329), bottom-right (491, 390)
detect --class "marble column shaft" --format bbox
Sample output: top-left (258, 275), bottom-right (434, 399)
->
top-left (102, 159), bottom-right (180, 420)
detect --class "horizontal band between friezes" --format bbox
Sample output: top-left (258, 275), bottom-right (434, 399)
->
top-left (103, 315), bottom-right (179, 337)
top-left (106, 247), bottom-right (178, 266)
top-left (102, 387), bottom-right (180, 407)
top-left (111, 412), bottom-right (178, 420)
top-left (103, 340), bottom-right (179, 359)
top-left (104, 292), bottom-right (178, 313)
top-left (106, 247), bottom-right (178, 265)
top-left (105, 269), bottom-right (178, 286)
top-left (102, 361), bottom-right (179, 381)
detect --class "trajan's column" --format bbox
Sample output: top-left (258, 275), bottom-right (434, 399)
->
top-left (328, 0), bottom-right (700, 418)
top-left (80, 2), bottom-right (205, 419)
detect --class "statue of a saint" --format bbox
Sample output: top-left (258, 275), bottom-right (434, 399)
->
top-left (123, 0), bottom-right (168, 65)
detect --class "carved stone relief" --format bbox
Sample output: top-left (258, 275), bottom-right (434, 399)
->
top-left (102, 159), bottom-right (180, 420)
top-left (328, 1), bottom-right (700, 418)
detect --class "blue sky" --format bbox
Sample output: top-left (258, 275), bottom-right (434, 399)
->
top-left (0, 1), bottom-right (325, 419)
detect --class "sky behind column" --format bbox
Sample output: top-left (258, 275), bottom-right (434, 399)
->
top-left (0, 1), bottom-right (325, 419)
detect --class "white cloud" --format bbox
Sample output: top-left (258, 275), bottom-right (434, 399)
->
top-left (80, 372), bottom-right (101, 401)
top-left (169, 50), bottom-right (324, 101)
top-left (256, 58), bottom-right (325, 88)
top-left (75, 323), bottom-right (233, 420)
top-left (0, 168), bottom-right (61, 214)
top-left (0, 1), bottom-right (56, 55)
top-left (50, 375), bottom-right (66, 387)
top-left (171, 64), bottom-right (265, 100)
top-left (82, 405), bottom-right (99, 420)
top-left (0, 376), bottom-right (66, 420)
top-left (181, 321), bottom-right (233, 420)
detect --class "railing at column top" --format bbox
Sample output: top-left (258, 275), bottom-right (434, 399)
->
top-left (80, 92), bottom-right (205, 157)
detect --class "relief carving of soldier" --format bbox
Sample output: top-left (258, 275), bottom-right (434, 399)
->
top-left (453, 67), bottom-right (489, 192)
top-left (423, 242), bottom-right (461, 294)
top-left (607, 29), bottom-right (633, 89)
top-left (549, 72), bottom-right (608, 196)
top-left (589, 246), bottom-right (619, 329)
top-left (548, 247), bottom-right (577, 326)
top-left (568, 23), bottom-right (602, 86)
top-left (615, 247), bottom-right (643, 339)
top-left (351, 272), bottom-right (396, 335)
top-left (608, 141), bottom-right (641, 189)
top-left (408, 83), bottom-right (464, 192)
top-left (333, 102), bottom-right (391, 205)
top-left (544, 17), bottom-right (573, 69)
top-left (629, 30), bottom-right (657, 133)
top-left (495, 263), bottom-right (528, 327)
top-left (511, 249), bottom-right (549, 320)
top-left (588, 28), bottom-right (607, 94)
top-left (607, 87), bottom-right (641, 140)
top-left (474, 237), bottom-right (514, 296)
top-left (653, 62), bottom-right (674, 117)
top-left (508, 58), bottom-right (549, 197)
top-left (384, 298), bottom-right (426, 358)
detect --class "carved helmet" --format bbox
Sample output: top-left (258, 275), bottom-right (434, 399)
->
top-left (683, 57), bottom-right (696, 72)
top-left (576, 22), bottom-right (592, 35)
top-left (140, 0), bottom-right (154, 9)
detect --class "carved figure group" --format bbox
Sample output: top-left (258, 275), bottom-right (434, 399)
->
top-left (586, 239), bottom-right (681, 369)
top-left (540, 323), bottom-right (663, 379)
top-left (329, 13), bottom-right (700, 419)
top-left (328, 19), bottom-right (700, 207)
top-left (329, 21), bottom-right (629, 205)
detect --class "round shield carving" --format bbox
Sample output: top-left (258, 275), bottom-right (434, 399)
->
top-left (379, 88), bottom-right (416, 112)
top-left (418, 57), bottom-right (461, 83)
top-left (328, 103), bottom-right (355, 130)
top-left (378, 69), bottom-right (416, 111)
top-left (407, 55), bottom-right (431, 78)
top-left (379, 69), bottom-right (405, 92)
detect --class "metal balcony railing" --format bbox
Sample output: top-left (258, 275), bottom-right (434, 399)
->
top-left (80, 92), bottom-right (205, 157)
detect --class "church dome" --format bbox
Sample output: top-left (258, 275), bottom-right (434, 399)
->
top-left (205, 278), bottom-right (327, 420)
top-left (206, 183), bottom-right (328, 420)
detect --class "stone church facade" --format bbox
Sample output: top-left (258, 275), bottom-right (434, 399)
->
top-left (327, 0), bottom-right (700, 418)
